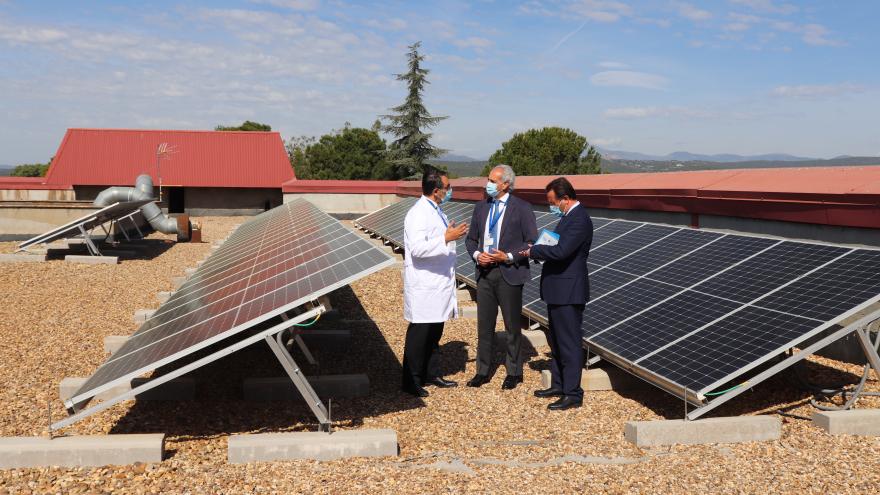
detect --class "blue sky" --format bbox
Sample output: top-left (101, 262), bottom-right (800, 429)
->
top-left (1, 0), bottom-right (878, 164)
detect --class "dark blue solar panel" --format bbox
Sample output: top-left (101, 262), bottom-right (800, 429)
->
top-left (646, 235), bottom-right (777, 288)
top-left (589, 224), bottom-right (679, 267)
top-left (582, 278), bottom-right (681, 339)
top-left (608, 229), bottom-right (722, 276)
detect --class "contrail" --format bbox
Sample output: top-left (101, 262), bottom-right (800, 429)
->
top-left (548, 20), bottom-right (588, 53)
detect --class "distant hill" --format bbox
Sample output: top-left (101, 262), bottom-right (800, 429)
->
top-left (0, 165), bottom-right (14, 176)
top-left (437, 152), bottom-right (484, 162)
top-left (600, 148), bottom-right (815, 163)
top-left (429, 160), bottom-right (488, 178)
top-left (601, 156), bottom-right (880, 174)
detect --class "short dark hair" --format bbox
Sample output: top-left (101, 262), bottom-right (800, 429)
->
top-left (545, 177), bottom-right (577, 200)
top-left (421, 166), bottom-right (448, 195)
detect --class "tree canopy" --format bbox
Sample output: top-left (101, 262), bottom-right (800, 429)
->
top-left (381, 41), bottom-right (447, 178)
top-left (10, 158), bottom-right (52, 177)
top-left (483, 127), bottom-right (601, 176)
top-left (215, 121), bottom-right (272, 132)
top-left (289, 124), bottom-right (397, 180)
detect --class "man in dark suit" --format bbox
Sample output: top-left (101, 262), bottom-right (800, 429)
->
top-left (464, 164), bottom-right (538, 390)
top-left (522, 177), bottom-right (593, 410)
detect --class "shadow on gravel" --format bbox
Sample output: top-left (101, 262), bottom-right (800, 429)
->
top-left (607, 356), bottom-right (862, 420)
top-left (43, 238), bottom-right (175, 261)
top-left (109, 285), bottom-right (425, 437)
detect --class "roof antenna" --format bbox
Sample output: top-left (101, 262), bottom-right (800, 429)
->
top-left (155, 143), bottom-right (177, 203)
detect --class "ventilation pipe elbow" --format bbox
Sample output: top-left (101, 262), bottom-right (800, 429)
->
top-left (93, 174), bottom-right (181, 236)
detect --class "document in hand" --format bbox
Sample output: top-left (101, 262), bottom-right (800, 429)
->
top-left (535, 228), bottom-right (560, 246)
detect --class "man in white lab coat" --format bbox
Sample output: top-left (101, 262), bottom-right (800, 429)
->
top-left (402, 167), bottom-right (469, 397)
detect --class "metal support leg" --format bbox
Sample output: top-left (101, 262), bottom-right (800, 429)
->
top-left (279, 313), bottom-right (316, 365)
top-left (855, 326), bottom-right (880, 381)
top-left (77, 225), bottom-right (101, 256)
top-left (265, 333), bottom-right (331, 431)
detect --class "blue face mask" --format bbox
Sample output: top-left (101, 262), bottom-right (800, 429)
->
top-left (550, 202), bottom-right (565, 218)
top-left (485, 181), bottom-right (499, 198)
top-left (440, 187), bottom-right (452, 204)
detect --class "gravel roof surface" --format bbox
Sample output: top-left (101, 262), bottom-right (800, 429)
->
top-left (0, 217), bottom-right (879, 494)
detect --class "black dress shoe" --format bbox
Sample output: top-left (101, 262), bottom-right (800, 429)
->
top-left (426, 376), bottom-right (458, 388)
top-left (402, 385), bottom-right (430, 397)
top-left (467, 374), bottom-right (490, 387)
top-left (548, 396), bottom-right (582, 410)
top-left (501, 375), bottom-right (523, 390)
top-left (533, 387), bottom-right (564, 398)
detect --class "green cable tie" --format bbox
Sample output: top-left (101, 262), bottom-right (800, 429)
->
top-left (704, 382), bottom-right (747, 396)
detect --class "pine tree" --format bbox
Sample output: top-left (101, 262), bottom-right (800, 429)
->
top-left (381, 42), bottom-right (448, 178)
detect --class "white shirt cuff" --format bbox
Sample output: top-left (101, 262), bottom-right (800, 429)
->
top-left (473, 251), bottom-right (481, 261)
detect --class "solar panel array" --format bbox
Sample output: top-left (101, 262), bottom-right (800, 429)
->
top-left (17, 199), bottom-right (153, 251)
top-left (67, 199), bottom-right (395, 408)
top-left (356, 198), bottom-right (880, 407)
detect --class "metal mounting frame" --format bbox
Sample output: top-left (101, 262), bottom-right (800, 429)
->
top-left (51, 305), bottom-right (325, 431)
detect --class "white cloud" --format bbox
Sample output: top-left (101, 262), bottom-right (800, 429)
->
top-left (364, 17), bottom-right (408, 31)
top-left (590, 136), bottom-right (621, 147)
top-left (597, 61), bottom-right (628, 69)
top-left (0, 25), bottom-right (67, 44)
top-left (603, 106), bottom-right (712, 119)
top-left (728, 0), bottom-right (798, 15)
top-left (674, 2), bottom-right (712, 22)
top-left (723, 22), bottom-right (751, 32)
top-left (770, 83), bottom-right (866, 99)
top-left (567, 0), bottom-right (633, 23)
top-left (635, 17), bottom-right (672, 28)
top-left (772, 21), bottom-right (843, 47)
top-left (249, 0), bottom-right (320, 11)
top-left (590, 70), bottom-right (668, 90)
top-left (452, 37), bottom-right (493, 49)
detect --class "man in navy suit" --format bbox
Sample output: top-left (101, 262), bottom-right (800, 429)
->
top-left (522, 177), bottom-right (593, 410)
top-left (464, 164), bottom-right (538, 390)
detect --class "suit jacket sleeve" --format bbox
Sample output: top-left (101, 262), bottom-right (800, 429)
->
top-left (511, 203), bottom-right (538, 264)
top-left (530, 213), bottom-right (590, 262)
top-left (464, 202), bottom-right (481, 256)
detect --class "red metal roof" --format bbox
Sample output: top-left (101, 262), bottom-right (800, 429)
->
top-left (0, 177), bottom-right (71, 190)
top-left (44, 128), bottom-right (295, 188)
top-left (282, 165), bottom-right (880, 229)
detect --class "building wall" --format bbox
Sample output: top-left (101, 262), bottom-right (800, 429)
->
top-left (0, 189), bottom-right (76, 201)
top-left (0, 203), bottom-right (98, 236)
top-left (74, 186), bottom-right (282, 216)
top-left (283, 192), bottom-right (401, 215)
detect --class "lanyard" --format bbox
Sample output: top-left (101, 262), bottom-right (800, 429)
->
top-left (428, 200), bottom-right (448, 228)
top-left (488, 200), bottom-right (505, 233)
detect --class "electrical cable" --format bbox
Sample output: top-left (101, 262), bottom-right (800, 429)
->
top-left (788, 322), bottom-right (880, 411)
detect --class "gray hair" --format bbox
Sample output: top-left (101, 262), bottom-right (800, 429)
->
top-left (492, 164), bottom-right (516, 190)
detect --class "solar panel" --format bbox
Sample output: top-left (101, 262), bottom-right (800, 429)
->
top-left (356, 198), bottom-right (880, 419)
top-left (54, 199), bottom-right (395, 431)
top-left (16, 199), bottom-right (154, 254)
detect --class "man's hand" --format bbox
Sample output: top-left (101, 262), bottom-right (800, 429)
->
top-left (444, 221), bottom-right (468, 243)
top-left (477, 251), bottom-right (494, 266)
top-left (488, 248), bottom-right (508, 263)
top-left (518, 243), bottom-right (533, 258)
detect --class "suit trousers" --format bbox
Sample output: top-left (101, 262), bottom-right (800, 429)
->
top-left (401, 321), bottom-right (444, 388)
top-left (476, 265), bottom-right (524, 377)
top-left (546, 303), bottom-right (585, 400)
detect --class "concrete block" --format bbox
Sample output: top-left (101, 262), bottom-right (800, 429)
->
top-left (103, 335), bottom-right (128, 355)
top-left (64, 255), bottom-right (118, 265)
top-left (0, 253), bottom-right (46, 263)
top-left (133, 309), bottom-right (156, 323)
top-left (196, 260), bottom-right (205, 267)
top-left (101, 249), bottom-right (137, 258)
top-left (298, 329), bottom-right (352, 348)
top-left (456, 288), bottom-right (476, 302)
top-left (171, 276), bottom-right (186, 288)
top-left (317, 295), bottom-right (333, 311)
top-left (228, 429), bottom-right (397, 463)
top-left (243, 374), bottom-right (369, 401)
top-left (624, 416), bottom-right (781, 447)
top-left (66, 238), bottom-right (86, 245)
top-left (0, 434), bottom-right (165, 468)
top-left (813, 409), bottom-right (880, 436)
top-left (46, 241), bottom-right (68, 250)
top-left (495, 329), bottom-right (547, 348)
top-left (185, 267), bottom-right (197, 276)
top-left (459, 306), bottom-right (503, 321)
top-left (540, 367), bottom-right (649, 391)
top-left (156, 291), bottom-right (171, 303)
top-left (59, 377), bottom-right (196, 402)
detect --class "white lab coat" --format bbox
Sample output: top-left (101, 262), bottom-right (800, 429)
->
top-left (403, 196), bottom-right (458, 323)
